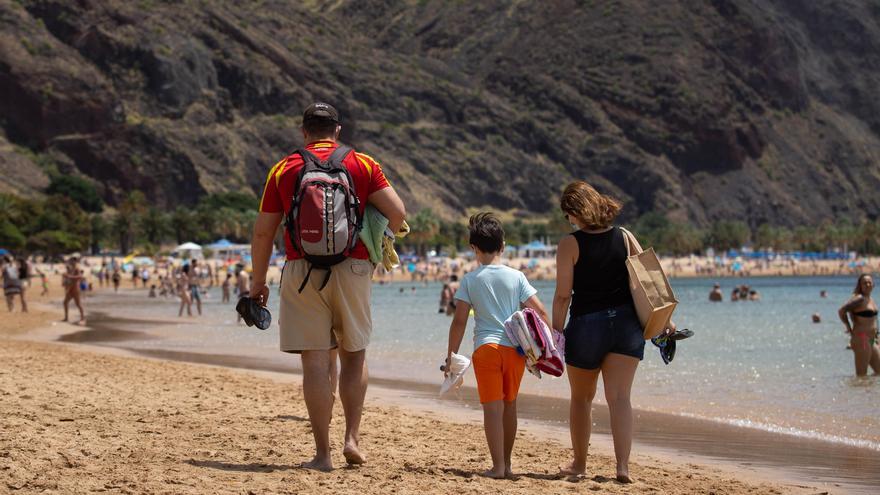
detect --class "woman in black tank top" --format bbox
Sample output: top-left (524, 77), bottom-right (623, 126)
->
top-left (552, 181), bottom-right (671, 483)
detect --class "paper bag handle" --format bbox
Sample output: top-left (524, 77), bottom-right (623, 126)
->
top-left (619, 227), bottom-right (643, 256)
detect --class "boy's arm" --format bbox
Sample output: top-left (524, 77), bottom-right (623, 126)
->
top-left (446, 301), bottom-right (471, 367)
top-left (522, 295), bottom-right (550, 328)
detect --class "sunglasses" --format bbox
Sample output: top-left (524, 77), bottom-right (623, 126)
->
top-left (236, 297), bottom-right (272, 330)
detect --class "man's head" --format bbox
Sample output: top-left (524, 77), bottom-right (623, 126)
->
top-left (468, 212), bottom-right (504, 255)
top-left (301, 102), bottom-right (341, 142)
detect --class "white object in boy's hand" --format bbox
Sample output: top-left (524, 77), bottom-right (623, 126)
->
top-left (439, 352), bottom-right (471, 396)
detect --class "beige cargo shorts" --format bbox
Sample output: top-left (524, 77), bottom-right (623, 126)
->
top-left (279, 258), bottom-right (373, 353)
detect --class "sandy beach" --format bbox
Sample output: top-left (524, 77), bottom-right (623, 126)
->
top-left (0, 294), bottom-right (835, 495)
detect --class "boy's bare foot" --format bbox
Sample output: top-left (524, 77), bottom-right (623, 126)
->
top-left (301, 456), bottom-right (333, 472)
top-left (559, 461), bottom-right (586, 476)
top-left (343, 442), bottom-right (366, 465)
top-left (481, 467), bottom-right (506, 479)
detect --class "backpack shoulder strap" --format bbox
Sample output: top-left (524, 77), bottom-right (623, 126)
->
top-left (325, 145), bottom-right (352, 167)
top-left (296, 148), bottom-right (320, 166)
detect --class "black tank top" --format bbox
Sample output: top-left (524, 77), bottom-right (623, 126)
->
top-left (569, 227), bottom-right (633, 318)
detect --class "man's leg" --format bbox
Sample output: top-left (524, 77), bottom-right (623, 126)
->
top-left (301, 349), bottom-right (335, 471)
top-left (338, 348), bottom-right (367, 464)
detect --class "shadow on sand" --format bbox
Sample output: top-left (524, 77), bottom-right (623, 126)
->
top-left (185, 459), bottom-right (298, 473)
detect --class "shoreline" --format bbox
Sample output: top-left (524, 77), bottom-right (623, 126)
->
top-left (4, 299), bottom-right (877, 493)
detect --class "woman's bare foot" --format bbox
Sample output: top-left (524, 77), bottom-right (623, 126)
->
top-left (481, 467), bottom-right (506, 479)
top-left (559, 460), bottom-right (586, 476)
top-left (301, 455), bottom-right (333, 472)
top-left (343, 441), bottom-right (366, 465)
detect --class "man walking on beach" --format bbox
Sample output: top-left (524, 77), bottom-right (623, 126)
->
top-left (249, 102), bottom-right (405, 470)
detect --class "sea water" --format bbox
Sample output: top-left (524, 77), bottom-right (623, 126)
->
top-left (83, 275), bottom-right (880, 451)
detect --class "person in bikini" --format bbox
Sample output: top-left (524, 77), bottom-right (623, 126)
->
top-left (838, 274), bottom-right (880, 376)
top-left (62, 257), bottom-right (85, 324)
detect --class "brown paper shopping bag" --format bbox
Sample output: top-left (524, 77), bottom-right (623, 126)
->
top-left (619, 227), bottom-right (678, 339)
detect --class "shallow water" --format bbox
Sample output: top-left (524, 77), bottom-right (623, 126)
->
top-left (84, 276), bottom-right (880, 449)
top-left (67, 275), bottom-right (880, 492)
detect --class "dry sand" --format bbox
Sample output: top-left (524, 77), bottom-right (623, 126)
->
top-left (0, 304), bottom-right (824, 494)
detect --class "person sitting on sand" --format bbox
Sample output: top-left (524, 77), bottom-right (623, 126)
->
top-left (148, 284), bottom-right (157, 298)
top-left (446, 212), bottom-right (550, 479)
top-left (62, 257), bottom-right (85, 324)
top-left (709, 283), bottom-right (723, 302)
top-left (553, 181), bottom-right (674, 483)
top-left (838, 274), bottom-right (880, 376)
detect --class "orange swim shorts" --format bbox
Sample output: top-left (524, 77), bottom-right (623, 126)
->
top-left (472, 343), bottom-right (526, 404)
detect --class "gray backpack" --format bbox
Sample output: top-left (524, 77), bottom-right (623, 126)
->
top-left (284, 146), bottom-right (362, 292)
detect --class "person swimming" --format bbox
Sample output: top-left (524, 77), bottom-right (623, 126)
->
top-left (838, 274), bottom-right (880, 376)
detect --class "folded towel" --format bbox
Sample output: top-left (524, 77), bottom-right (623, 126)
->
top-left (359, 205), bottom-right (409, 271)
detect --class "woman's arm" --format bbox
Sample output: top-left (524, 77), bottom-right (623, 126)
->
top-left (839, 295), bottom-right (863, 333)
top-left (552, 235), bottom-right (577, 332)
top-left (446, 301), bottom-right (471, 364)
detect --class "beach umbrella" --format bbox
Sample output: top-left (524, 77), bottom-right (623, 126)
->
top-left (174, 242), bottom-right (202, 251)
top-left (207, 238), bottom-right (233, 249)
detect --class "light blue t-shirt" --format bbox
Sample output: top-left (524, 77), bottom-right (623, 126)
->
top-left (455, 264), bottom-right (538, 350)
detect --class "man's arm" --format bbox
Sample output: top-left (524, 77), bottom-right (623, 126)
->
top-left (250, 212), bottom-right (283, 305)
top-left (368, 188), bottom-right (406, 233)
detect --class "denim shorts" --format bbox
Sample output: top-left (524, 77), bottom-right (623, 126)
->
top-left (564, 304), bottom-right (645, 370)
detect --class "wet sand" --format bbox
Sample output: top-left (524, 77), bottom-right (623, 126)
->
top-left (0, 301), bottom-right (833, 494)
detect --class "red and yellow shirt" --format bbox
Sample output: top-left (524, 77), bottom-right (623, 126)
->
top-left (259, 140), bottom-right (391, 260)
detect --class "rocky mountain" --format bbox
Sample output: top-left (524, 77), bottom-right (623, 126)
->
top-left (1, 0), bottom-right (879, 227)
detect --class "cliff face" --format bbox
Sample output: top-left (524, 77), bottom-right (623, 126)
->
top-left (1, 0), bottom-right (879, 227)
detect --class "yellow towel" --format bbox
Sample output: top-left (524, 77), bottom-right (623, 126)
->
top-left (382, 220), bottom-right (409, 271)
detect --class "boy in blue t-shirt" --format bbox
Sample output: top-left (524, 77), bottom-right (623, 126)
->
top-left (445, 212), bottom-right (550, 479)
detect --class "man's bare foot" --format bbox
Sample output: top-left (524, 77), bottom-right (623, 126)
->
top-left (504, 468), bottom-right (514, 478)
top-left (343, 442), bottom-right (366, 465)
top-left (559, 460), bottom-right (586, 476)
top-left (301, 456), bottom-right (333, 472)
top-left (61, 318), bottom-right (68, 322)
top-left (616, 472), bottom-right (633, 483)
top-left (481, 467), bottom-right (506, 479)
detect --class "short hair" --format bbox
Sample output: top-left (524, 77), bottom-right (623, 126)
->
top-left (450, 274), bottom-right (458, 282)
top-left (560, 181), bottom-right (622, 230)
top-left (302, 119), bottom-right (338, 139)
top-left (469, 212), bottom-right (504, 253)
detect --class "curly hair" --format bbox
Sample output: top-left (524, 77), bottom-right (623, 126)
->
top-left (559, 181), bottom-right (622, 230)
